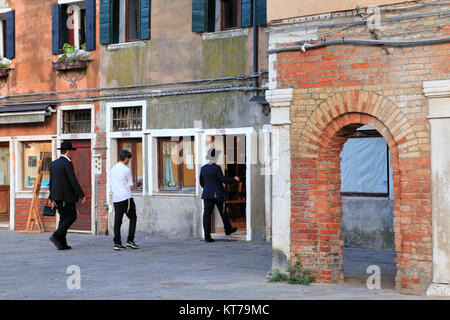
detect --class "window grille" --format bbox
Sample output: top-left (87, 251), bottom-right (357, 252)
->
top-left (62, 109), bottom-right (92, 134)
top-left (112, 106), bottom-right (142, 131)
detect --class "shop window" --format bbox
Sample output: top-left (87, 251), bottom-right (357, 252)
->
top-left (22, 142), bottom-right (52, 190)
top-left (112, 106), bottom-right (142, 131)
top-left (117, 139), bottom-right (143, 190)
top-left (62, 109), bottom-right (92, 134)
top-left (157, 137), bottom-right (195, 193)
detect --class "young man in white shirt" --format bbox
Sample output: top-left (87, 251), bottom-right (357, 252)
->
top-left (110, 150), bottom-right (139, 251)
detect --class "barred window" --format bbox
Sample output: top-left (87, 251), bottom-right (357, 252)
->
top-left (62, 109), bottom-right (92, 134)
top-left (112, 106), bottom-right (142, 131)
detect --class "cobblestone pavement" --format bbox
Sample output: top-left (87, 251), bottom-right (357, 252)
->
top-left (0, 230), bottom-right (444, 300)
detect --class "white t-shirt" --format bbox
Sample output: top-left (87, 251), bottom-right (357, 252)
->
top-left (111, 162), bottom-right (134, 203)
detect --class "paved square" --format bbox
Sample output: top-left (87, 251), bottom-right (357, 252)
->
top-left (0, 231), bottom-right (441, 300)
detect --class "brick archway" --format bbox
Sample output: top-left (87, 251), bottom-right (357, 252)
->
top-left (291, 91), bottom-right (432, 294)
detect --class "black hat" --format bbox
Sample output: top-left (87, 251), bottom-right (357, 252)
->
top-left (57, 141), bottom-right (77, 150)
top-left (206, 148), bottom-right (221, 160)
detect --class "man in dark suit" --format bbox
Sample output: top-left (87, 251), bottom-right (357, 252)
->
top-left (200, 148), bottom-right (239, 242)
top-left (48, 141), bottom-right (86, 250)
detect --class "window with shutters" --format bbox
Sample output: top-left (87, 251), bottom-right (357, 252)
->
top-left (0, 19), bottom-right (6, 59)
top-left (192, 0), bottom-right (266, 33)
top-left (112, 106), bottom-right (142, 131)
top-left (53, 0), bottom-right (96, 54)
top-left (100, 0), bottom-right (151, 45)
top-left (0, 9), bottom-right (14, 60)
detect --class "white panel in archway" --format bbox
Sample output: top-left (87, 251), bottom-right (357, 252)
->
top-left (0, 1), bottom-right (9, 9)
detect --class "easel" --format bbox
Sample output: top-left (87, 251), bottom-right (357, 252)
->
top-left (17, 157), bottom-right (45, 233)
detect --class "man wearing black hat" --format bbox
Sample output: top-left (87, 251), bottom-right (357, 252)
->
top-left (200, 148), bottom-right (239, 242)
top-left (48, 141), bottom-right (86, 250)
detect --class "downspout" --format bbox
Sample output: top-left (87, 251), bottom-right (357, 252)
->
top-left (252, 0), bottom-right (258, 95)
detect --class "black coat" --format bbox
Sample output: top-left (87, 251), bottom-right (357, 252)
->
top-left (49, 157), bottom-right (85, 203)
top-left (200, 163), bottom-right (236, 199)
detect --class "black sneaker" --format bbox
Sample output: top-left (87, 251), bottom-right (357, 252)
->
top-left (125, 241), bottom-right (140, 249)
top-left (113, 243), bottom-right (126, 251)
top-left (205, 238), bottom-right (215, 243)
top-left (225, 227), bottom-right (238, 236)
top-left (62, 244), bottom-right (72, 250)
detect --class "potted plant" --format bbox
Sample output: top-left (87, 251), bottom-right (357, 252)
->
top-left (0, 63), bottom-right (11, 78)
top-left (53, 43), bottom-right (91, 71)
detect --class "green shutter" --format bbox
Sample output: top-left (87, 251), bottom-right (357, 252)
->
top-left (241, 0), bottom-right (252, 28)
top-left (256, 0), bottom-right (267, 26)
top-left (99, 0), bottom-right (111, 45)
top-left (140, 0), bottom-right (151, 40)
top-left (192, 0), bottom-right (206, 33)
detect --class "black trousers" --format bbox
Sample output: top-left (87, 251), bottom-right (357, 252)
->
top-left (203, 198), bottom-right (232, 240)
top-left (53, 201), bottom-right (77, 244)
top-left (113, 198), bottom-right (137, 244)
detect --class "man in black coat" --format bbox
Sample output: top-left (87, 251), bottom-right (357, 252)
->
top-left (200, 148), bottom-right (239, 242)
top-left (48, 141), bottom-right (86, 250)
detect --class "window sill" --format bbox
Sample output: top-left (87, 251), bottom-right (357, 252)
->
top-left (202, 28), bottom-right (248, 41)
top-left (16, 190), bottom-right (50, 199)
top-left (152, 192), bottom-right (196, 197)
top-left (106, 41), bottom-right (147, 52)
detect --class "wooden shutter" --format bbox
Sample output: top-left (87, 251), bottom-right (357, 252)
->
top-left (140, 0), bottom-right (151, 40)
top-left (241, 0), bottom-right (252, 28)
top-left (52, 4), bottom-right (68, 54)
top-left (256, 0), bottom-right (267, 26)
top-left (85, 0), bottom-right (96, 50)
top-left (99, 0), bottom-right (112, 45)
top-left (52, 4), bottom-right (61, 54)
top-left (192, 0), bottom-right (206, 33)
top-left (5, 10), bottom-right (14, 59)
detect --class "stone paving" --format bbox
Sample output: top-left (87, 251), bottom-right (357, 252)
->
top-left (0, 230), bottom-right (444, 300)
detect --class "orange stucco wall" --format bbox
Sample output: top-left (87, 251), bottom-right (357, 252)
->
top-left (1, 0), bottom-right (100, 97)
top-left (268, 0), bottom-right (409, 21)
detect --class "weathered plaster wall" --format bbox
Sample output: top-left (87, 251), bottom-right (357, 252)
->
top-left (146, 92), bottom-right (269, 130)
top-left (2, 0), bottom-right (100, 97)
top-left (100, 0), bottom-right (268, 87)
top-left (342, 197), bottom-right (394, 250)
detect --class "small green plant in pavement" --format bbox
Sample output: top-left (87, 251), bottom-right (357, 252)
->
top-left (268, 254), bottom-right (315, 285)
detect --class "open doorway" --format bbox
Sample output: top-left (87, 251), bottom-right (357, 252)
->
top-left (340, 125), bottom-right (396, 288)
top-left (206, 134), bottom-right (247, 238)
top-left (0, 142), bottom-right (10, 227)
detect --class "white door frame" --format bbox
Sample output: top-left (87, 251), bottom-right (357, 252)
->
top-left (202, 127), bottom-right (255, 241)
top-left (0, 136), bottom-right (13, 230)
top-left (57, 104), bottom-right (96, 234)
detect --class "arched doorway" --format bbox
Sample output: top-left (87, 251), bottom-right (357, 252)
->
top-left (289, 91), bottom-right (432, 294)
top-left (339, 125), bottom-right (396, 288)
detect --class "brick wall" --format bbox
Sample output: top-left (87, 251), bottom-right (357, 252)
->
top-left (15, 198), bottom-right (56, 232)
top-left (273, 4), bottom-right (449, 294)
top-left (94, 131), bottom-right (108, 235)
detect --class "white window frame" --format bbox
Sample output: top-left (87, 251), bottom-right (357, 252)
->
top-left (106, 101), bottom-right (147, 216)
top-left (0, 136), bottom-right (14, 230)
top-left (145, 128), bottom-right (198, 196)
top-left (0, 7), bottom-right (11, 62)
top-left (57, 104), bottom-right (95, 138)
top-left (58, 0), bottom-right (86, 50)
top-left (14, 136), bottom-right (57, 198)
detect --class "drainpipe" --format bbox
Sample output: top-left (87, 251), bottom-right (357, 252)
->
top-left (252, 0), bottom-right (258, 95)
